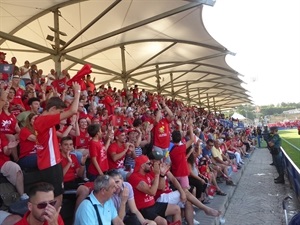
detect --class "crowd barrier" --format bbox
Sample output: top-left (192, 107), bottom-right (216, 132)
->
top-left (282, 146), bottom-right (300, 201)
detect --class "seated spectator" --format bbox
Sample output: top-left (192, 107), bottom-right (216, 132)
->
top-left (0, 210), bottom-right (21, 225)
top-left (106, 169), bottom-right (156, 225)
top-left (127, 155), bottom-right (181, 225)
top-left (0, 132), bottom-right (29, 200)
top-left (202, 139), bottom-right (229, 183)
top-left (74, 117), bottom-right (90, 151)
top-left (148, 152), bottom-right (221, 225)
top-left (74, 175), bottom-right (124, 225)
top-left (0, 87), bottom-right (21, 162)
top-left (124, 128), bottom-right (144, 170)
top-left (225, 135), bottom-right (244, 166)
top-left (18, 113), bottom-right (38, 169)
top-left (15, 182), bottom-right (64, 225)
top-left (60, 136), bottom-right (90, 210)
top-left (87, 124), bottom-right (113, 181)
top-left (107, 129), bottom-right (135, 180)
top-left (187, 144), bottom-right (208, 203)
top-left (8, 78), bottom-right (25, 117)
top-left (17, 97), bottom-right (40, 128)
top-left (211, 139), bottom-right (235, 186)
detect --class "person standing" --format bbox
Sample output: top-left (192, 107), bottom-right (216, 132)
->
top-left (268, 127), bottom-right (284, 184)
top-left (257, 126), bottom-right (262, 148)
top-left (33, 82), bottom-right (81, 208)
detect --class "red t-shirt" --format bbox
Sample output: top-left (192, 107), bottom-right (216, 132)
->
top-left (14, 87), bottom-right (24, 99)
top-left (61, 153), bottom-right (80, 182)
top-left (9, 97), bottom-right (25, 117)
top-left (51, 77), bottom-right (67, 94)
top-left (88, 140), bottom-right (109, 175)
top-left (153, 118), bottom-right (171, 149)
top-left (34, 114), bottom-right (61, 170)
top-left (109, 114), bottom-right (124, 127)
top-left (19, 127), bottom-right (36, 159)
top-left (15, 211), bottom-right (64, 225)
top-left (0, 111), bottom-right (17, 134)
top-left (75, 130), bottom-right (90, 149)
top-left (103, 95), bottom-right (115, 115)
top-left (127, 172), bottom-right (155, 210)
top-left (169, 144), bottom-right (189, 177)
top-left (107, 142), bottom-right (125, 169)
top-left (0, 133), bottom-right (9, 168)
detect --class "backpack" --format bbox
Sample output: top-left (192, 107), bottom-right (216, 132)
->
top-left (0, 175), bottom-right (19, 210)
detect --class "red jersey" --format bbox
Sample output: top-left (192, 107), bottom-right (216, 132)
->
top-left (15, 211), bottom-right (64, 225)
top-left (14, 87), bottom-right (24, 99)
top-left (107, 142), bottom-right (125, 169)
top-left (153, 118), bottom-right (171, 148)
top-left (88, 140), bottom-right (109, 175)
top-left (34, 114), bottom-right (61, 170)
top-left (0, 133), bottom-right (9, 168)
top-left (61, 153), bottom-right (80, 182)
top-left (127, 172), bottom-right (155, 209)
top-left (103, 95), bottom-right (115, 115)
top-left (19, 127), bottom-right (36, 159)
top-left (0, 111), bottom-right (17, 134)
top-left (51, 77), bottom-right (67, 94)
top-left (109, 114), bottom-right (124, 127)
top-left (9, 97), bottom-right (25, 117)
top-left (169, 144), bottom-right (189, 177)
top-left (75, 129), bottom-right (90, 149)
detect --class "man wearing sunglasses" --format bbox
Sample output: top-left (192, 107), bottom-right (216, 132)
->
top-left (15, 182), bottom-right (64, 225)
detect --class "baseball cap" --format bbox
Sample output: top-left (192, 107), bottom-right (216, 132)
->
top-left (134, 155), bottom-right (149, 172)
top-left (114, 129), bottom-right (125, 137)
top-left (148, 151), bottom-right (164, 161)
top-left (0, 52), bottom-right (6, 55)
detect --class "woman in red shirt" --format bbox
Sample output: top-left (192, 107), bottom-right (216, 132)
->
top-left (0, 100), bottom-right (20, 161)
top-left (18, 113), bottom-right (38, 169)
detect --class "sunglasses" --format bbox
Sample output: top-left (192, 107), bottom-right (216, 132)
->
top-left (32, 200), bottom-right (57, 209)
top-left (145, 162), bottom-right (152, 166)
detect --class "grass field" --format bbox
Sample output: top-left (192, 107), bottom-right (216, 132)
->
top-left (279, 129), bottom-right (300, 168)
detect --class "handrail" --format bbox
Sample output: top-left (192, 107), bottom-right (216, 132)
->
top-left (282, 146), bottom-right (300, 201)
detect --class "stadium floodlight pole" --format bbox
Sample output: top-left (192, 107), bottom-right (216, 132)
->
top-left (184, 0), bottom-right (217, 7)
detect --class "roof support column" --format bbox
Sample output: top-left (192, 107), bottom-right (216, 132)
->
top-left (186, 81), bottom-right (190, 106)
top-left (170, 73), bottom-right (175, 100)
top-left (155, 65), bottom-right (161, 94)
top-left (206, 93), bottom-right (210, 111)
top-left (120, 45), bottom-right (128, 89)
top-left (197, 88), bottom-right (202, 107)
top-left (213, 97), bottom-right (216, 114)
top-left (53, 9), bottom-right (62, 75)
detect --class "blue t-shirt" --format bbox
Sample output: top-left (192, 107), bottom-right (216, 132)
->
top-left (202, 146), bottom-right (212, 158)
top-left (74, 191), bottom-right (118, 225)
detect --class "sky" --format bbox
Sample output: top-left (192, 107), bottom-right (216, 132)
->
top-left (202, 0), bottom-right (300, 106)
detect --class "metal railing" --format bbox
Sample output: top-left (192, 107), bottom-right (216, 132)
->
top-left (282, 147), bottom-right (300, 201)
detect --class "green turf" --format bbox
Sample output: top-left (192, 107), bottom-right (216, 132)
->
top-left (279, 129), bottom-right (300, 168)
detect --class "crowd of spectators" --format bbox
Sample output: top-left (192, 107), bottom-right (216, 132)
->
top-left (0, 51), bottom-right (258, 225)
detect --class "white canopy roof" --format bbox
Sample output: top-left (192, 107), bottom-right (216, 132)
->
top-left (231, 112), bottom-right (246, 120)
top-left (0, 0), bottom-right (252, 110)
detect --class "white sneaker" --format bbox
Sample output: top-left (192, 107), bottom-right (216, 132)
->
top-left (194, 219), bottom-right (200, 225)
top-left (240, 161), bottom-right (244, 165)
top-left (20, 193), bottom-right (29, 200)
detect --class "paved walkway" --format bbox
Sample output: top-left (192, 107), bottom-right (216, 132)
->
top-left (194, 148), bottom-right (300, 225)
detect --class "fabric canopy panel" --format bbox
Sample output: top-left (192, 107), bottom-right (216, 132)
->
top-left (231, 112), bottom-right (246, 120)
top-left (0, 0), bottom-right (252, 110)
